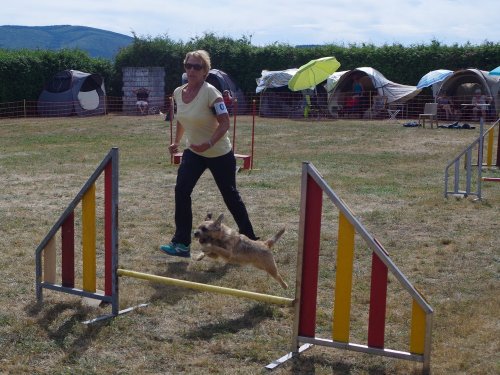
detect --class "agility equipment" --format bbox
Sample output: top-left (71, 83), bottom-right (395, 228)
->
top-left (35, 147), bottom-right (119, 315)
top-left (266, 162), bottom-right (433, 373)
top-left (445, 117), bottom-right (499, 198)
top-left (35, 148), bottom-right (433, 373)
top-left (171, 99), bottom-right (255, 170)
top-left (117, 269), bottom-right (293, 306)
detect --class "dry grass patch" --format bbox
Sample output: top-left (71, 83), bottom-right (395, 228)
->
top-left (0, 115), bottom-right (498, 374)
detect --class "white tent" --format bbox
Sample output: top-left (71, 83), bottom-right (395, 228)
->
top-left (255, 69), bottom-right (298, 93)
top-left (255, 69), bottom-right (304, 117)
top-left (325, 71), bottom-right (349, 92)
top-left (327, 67), bottom-right (421, 116)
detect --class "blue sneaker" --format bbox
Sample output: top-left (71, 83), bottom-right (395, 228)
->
top-left (160, 242), bottom-right (191, 258)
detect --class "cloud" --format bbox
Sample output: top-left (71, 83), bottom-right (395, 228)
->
top-left (0, 0), bottom-right (498, 46)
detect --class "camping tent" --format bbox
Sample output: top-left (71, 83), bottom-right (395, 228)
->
top-left (325, 71), bottom-right (349, 92)
top-left (206, 69), bottom-right (246, 112)
top-left (255, 69), bottom-right (305, 117)
top-left (256, 69), bottom-right (298, 93)
top-left (182, 69), bottom-right (247, 113)
top-left (327, 67), bottom-right (421, 117)
top-left (38, 70), bottom-right (106, 116)
top-left (436, 68), bottom-right (500, 118)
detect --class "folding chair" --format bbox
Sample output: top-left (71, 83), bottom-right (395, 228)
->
top-left (418, 103), bottom-right (438, 128)
top-left (368, 95), bottom-right (387, 119)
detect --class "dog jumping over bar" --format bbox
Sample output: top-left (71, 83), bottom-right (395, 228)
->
top-left (193, 213), bottom-right (288, 289)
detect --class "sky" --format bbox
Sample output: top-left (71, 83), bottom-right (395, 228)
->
top-left (1, 0), bottom-right (499, 47)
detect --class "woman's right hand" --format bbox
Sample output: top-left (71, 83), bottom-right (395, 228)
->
top-left (168, 143), bottom-right (179, 155)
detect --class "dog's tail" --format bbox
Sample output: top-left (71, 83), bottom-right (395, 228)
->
top-left (264, 228), bottom-right (285, 248)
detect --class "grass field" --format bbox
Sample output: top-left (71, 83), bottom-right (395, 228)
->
top-left (0, 114), bottom-right (498, 374)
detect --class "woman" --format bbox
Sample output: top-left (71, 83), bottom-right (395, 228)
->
top-left (160, 50), bottom-right (257, 258)
top-left (471, 89), bottom-right (490, 120)
top-left (437, 91), bottom-right (454, 120)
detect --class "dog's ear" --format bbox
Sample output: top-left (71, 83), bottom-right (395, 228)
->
top-left (215, 214), bottom-right (224, 226)
top-left (205, 212), bottom-right (212, 220)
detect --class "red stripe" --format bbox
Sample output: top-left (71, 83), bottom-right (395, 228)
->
top-left (367, 251), bottom-right (388, 348)
top-left (104, 163), bottom-right (112, 296)
top-left (298, 175), bottom-right (323, 337)
top-left (61, 212), bottom-right (75, 287)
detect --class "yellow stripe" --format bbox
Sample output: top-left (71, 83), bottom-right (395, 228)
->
top-left (332, 212), bottom-right (355, 342)
top-left (117, 269), bottom-right (294, 306)
top-left (82, 184), bottom-right (96, 292)
top-left (410, 299), bottom-right (426, 354)
top-left (43, 236), bottom-right (56, 283)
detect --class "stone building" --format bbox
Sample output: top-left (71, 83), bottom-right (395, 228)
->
top-left (122, 67), bottom-right (165, 114)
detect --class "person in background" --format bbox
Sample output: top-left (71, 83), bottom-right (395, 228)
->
top-left (222, 90), bottom-right (233, 115)
top-left (471, 88), bottom-right (490, 120)
top-left (352, 76), bottom-right (363, 97)
top-left (347, 76), bottom-right (363, 117)
top-left (437, 91), bottom-right (455, 120)
top-left (160, 50), bottom-right (258, 258)
top-left (134, 88), bottom-right (150, 115)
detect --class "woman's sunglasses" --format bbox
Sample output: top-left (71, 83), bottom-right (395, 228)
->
top-left (184, 63), bottom-right (203, 71)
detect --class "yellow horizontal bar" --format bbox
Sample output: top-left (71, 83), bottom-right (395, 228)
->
top-left (118, 269), bottom-right (295, 307)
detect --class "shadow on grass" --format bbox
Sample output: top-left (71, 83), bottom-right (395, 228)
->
top-left (182, 304), bottom-right (275, 340)
top-left (288, 355), bottom-right (390, 374)
top-left (148, 261), bottom-right (235, 304)
top-left (26, 302), bottom-right (108, 365)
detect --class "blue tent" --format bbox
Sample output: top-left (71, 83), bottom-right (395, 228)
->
top-left (38, 70), bottom-right (106, 116)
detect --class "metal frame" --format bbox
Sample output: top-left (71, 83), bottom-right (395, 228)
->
top-left (35, 147), bottom-right (119, 318)
top-left (268, 162), bottom-right (433, 373)
top-left (444, 118), bottom-right (499, 199)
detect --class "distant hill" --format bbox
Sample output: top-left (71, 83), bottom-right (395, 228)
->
top-left (0, 25), bottom-right (133, 59)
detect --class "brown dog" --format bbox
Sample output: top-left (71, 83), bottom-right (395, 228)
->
top-left (193, 213), bottom-right (288, 289)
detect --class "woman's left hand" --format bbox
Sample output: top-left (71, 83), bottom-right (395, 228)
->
top-left (190, 141), bottom-right (211, 153)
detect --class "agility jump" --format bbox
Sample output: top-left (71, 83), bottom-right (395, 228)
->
top-left (445, 118), bottom-right (499, 198)
top-left (35, 148), bottom-right (433, 373)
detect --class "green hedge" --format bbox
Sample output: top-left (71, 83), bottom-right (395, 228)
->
top-left (109, 35), bottom-right (500, 95)
top-left (0, 49), bottom-right (113, 101)
top-left (1, 36), bottom-right (499, 102)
